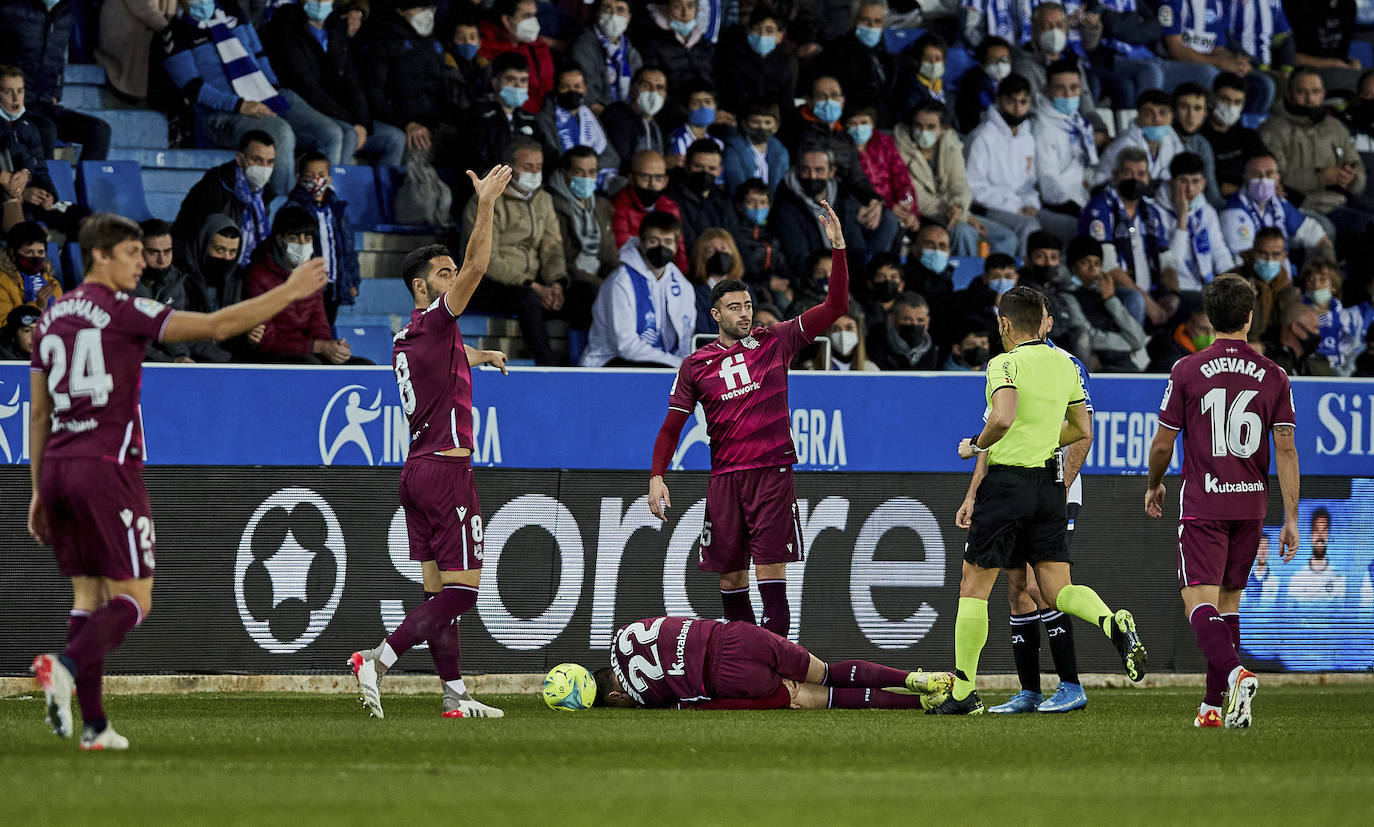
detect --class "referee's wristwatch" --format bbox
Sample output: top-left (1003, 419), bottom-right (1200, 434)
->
top-left (969, 434), bottom-right (988, 453)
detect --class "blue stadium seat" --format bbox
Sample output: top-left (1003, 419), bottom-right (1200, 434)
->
top-left (331, 166), bottom-right (384, 231)
top-left (1351, 41), bottom-right (1374, 71)
top-left (1241, 113), bottom-right (1267, 131)
top-left (63, 63), bottom-right (107, 85)
top-left (567, 329), bottom-right (588, 365)
top-left (458, 313), bottom-right (497, 338)
top-left (61, 242), bottom-right (84, 289)
top-left (335, 324), bottom-right (395, 365)
top-left (351, 278), bottom-right (413, 315)
top-left (146, 193), bottom-right (184, 221)
top-left (944, 47), bottom-right (978, 97)
top-left (109, 148), bottom-right (235, 170)
top-left (950, 256), bottom-right (985, 291)
top-left (884, 28), bottom-right (926, 54)
top-left (46, 160), bottom-right (78, 204)
top-left (142, 168), bottom-right (205, 196)
top-left (78, 161), bottom-right (151, 221)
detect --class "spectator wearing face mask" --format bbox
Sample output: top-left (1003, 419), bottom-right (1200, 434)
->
top-left (1236, 227), bottom-right (1293, 342)
top-left (287, 151), bottom-right (359, 326)
top-left (1220, 150), bottom-right (1334, 258)
top-left (868, 291), bottom-right (939, 370)
top-left (1020, 230), bottom-right (1067, 289)
top-left (173, 130), bottom-right (277, 269)
top-left (772, 147), bottom-right (872, 276)
top-left (825, 311), bottom-right (878, 371)
top-left (1096, 90), bottom-right (1183, 188)
top-left (730, 178), bottom-right (792, 288)
top-left (714, 5), bottom-right (797, 119)
top-left (0, 221), bottom-right (60, 326)
top-left (722, 102), bottom-right (790, 197)
top-left (443, 12), bottom-right (490, 113)
top-left (1053, 235), bottom-right (1149, 371)
top-left (1033, 59), bottom-right (1099, 224)
top-left (943, 324), bottom-right (992, 372)
top-left (965, 73), bottom-right (1047, 256)
top-left (938, 252), bottom-right (1016, 352)
top-left (0, 303), bottom-right (37, 361)
top-left (466, 52), bottom-right (541, 175)
top-left (548, 145), bottom-right (617, 288)
top-left (860, 252), bottom-right (903, 330)
top-left (569, 0), bottom-right (643, 114)
top-left (668, 140), bottom-right (735, 256)
top-left (1011, 3), bottom-right (1108, 133)
top-left (602, 67), bottom-right (670, 165)
top-left (903, 223), bottom-right (957, 310)
top-left (905, 34), bottom-right (955, 122)
top-left (1262, 300), bottom-right (1328, 375)
top-left (688, 228), bottom-right (748, 334)
top-left (178, 214), bottom-right (244, 317)
top-left (637, 0), bottom-right (717, 94)
top-left (822, 0), bottom-right (901, 129)
top-left (1201, 72), bottom-right (1266, 195)
top-left (478, 0), bottom-right (554, 115)
top-left (611, 149), bottom-right (688, 271)
top-left (1147, 306), bottom-right (1215, 371)
top-left (785, 75), bottom-right (877, 196)
top-left (533, 65), bottom-right (620, 174)
top-left (955, 36), bottom-right (1014, 134)
top-left (1081, 146), bottom-right (1174, 326)
top-left (1301, 259), bottom-right (1370, 375)
top-left (134, 219), bottom-right (195, 363)
top-left (665, 82), bottom-right (727, 170)
top-left (244, 205), bottom-right (371, 364)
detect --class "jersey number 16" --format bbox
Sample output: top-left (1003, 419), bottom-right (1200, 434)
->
top-left (1200, 387), bottom-right (1262, 459)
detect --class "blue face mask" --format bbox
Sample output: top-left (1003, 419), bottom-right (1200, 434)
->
top-left (920, 249), bottom-right (949, 273)
top-left (688, 106), bottom-right (716, 127)
top-left (499, 84), bottom-right (529, 109)
top-left (814, 99), bottom-right (842, 124)
top-left (745, 206), bottom-right (769, 225)
top-left (1188, 193), bottom-right (1205, 213)
top-left (1254, 259), bottom-right (1282, 282)
top-left (0, 105), bottom-right (24, 122)
top-left (855, 26), bottom-right (882, 48)
top-left (454, 42), bottom-right (480, 61)
top-left (1141, 124), bottom-right (1170, 143)
top-left (187, 0), bottom-right (216, 21)
top-left (303, 0), bottom-right (332, 22)
top-left (1067, 275), bottom-right (1083, 289)
top-left (669, 19), bottom-right (696, 37)
top-left (568, 175), bottom-right (596, 200)
top-left (1051, 96), bottom-right (1080, 116)
top-left (846, 123), bottom-right (873, 145)
top-left (988, 277), bottom-right (1016, 295)
top-left (748, 33), bottom-right (777, 57)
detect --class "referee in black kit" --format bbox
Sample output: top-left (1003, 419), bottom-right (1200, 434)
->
top-left (928, 286), bottom-right (1147, 715)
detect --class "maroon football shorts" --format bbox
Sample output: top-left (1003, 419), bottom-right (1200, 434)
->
top-left (40, 457), bottom-right (156, 580)
top-left (704, 621), bottom-right (814, 699)
top-left (399, 454), bottom-right (483, 572)
top-left (1177, 518), bottom-right (1262, 590)
top-left (698, 465), bottom-right (804, 573)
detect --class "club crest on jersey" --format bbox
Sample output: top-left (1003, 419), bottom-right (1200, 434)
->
top-left (741, 335), bottom-right (759, 350)
top-left (133, 297), bottom-right (165, 318)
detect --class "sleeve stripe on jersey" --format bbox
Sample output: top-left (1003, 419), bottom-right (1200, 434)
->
top-left (991, 384), bottom-right (1016, 393)
top-left (668, 405), bottom-right (692, 414)
top-left (440, 292), bottom-right (458, 318)
top-left (1272, 422), bottom-right (1296, 427)
top-left (156, 310), bottom-right (176, 343)
top-left (1157, 420), bottom-right (1181, 431)
top-left (1068, 397), bottom-right (1085, 406)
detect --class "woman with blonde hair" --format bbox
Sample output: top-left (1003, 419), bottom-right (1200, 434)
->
top-left (689, 227), bottom-right (747, 334)
top-left (811, 308), bottom-right (877, 371)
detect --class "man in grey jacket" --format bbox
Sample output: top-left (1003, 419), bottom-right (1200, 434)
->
top-left (1053, 236), bottom-right (1148, 372)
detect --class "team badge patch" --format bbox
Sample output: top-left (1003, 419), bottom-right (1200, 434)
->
top-left (741, 335), bottom-right (759, 350)
top-left (1089, 219), bottom-right (1106, 240)
top-left (1159, 5), bottom-right (1173, 26)
top-left (133, 297), bottom-right (166, 318)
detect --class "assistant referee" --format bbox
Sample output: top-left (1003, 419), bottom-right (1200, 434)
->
top-left (928, 286), bottom-right (1147, 716)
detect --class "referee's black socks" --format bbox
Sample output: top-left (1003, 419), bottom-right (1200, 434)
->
top-left (1009, 612), bottom-right (1042, 695)
top-left (1040, 609), bottom-right (1080, 686)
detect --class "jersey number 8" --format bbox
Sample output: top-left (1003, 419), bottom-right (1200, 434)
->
top-left (393, 352), bottom-right (416, 415)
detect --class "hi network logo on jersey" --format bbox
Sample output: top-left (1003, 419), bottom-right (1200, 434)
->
top-left (317, 382), bottom-right (504, 466)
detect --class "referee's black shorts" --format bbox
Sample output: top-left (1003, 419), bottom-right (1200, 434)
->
top-left (965, 465), bottom-right (1070, 570)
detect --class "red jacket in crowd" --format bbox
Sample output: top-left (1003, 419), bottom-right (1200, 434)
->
top-left (477, 20), bottom-right (555, 115)
top-left (245, 247), bottom-right (332, 358)
top-left (610, 186), bottom-right (688, 272)
top-left (857, 131), bottom-right (918, 211)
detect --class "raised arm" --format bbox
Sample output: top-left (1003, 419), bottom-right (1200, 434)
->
top-left (1273, 424), bottom-right (1300, 561)
top-left (446, 165), bottom-right (514, 318)
top-left (798, 200), bottom-right (851, 335)
top-left (162, 259), bottom-right (328, 343)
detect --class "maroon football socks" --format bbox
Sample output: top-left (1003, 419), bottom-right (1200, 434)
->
top-left (720, 587), bottom-right (756, 625)
top-left (423, 590), bottom-right (463, 682)
top-left (758, 579), bottom-right (789, 638)
top-left (385, 585), bottom-right (476, 663)
top-left (824, 660), bottom-right (911, 689)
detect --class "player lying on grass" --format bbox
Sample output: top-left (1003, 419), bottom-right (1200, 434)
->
top-left (590, 616), bottom-right (953, 710)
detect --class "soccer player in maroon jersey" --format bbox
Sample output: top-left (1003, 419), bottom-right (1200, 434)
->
top-left (646, 202), bottom-right (851, 638)
top-left (1146, 274), bottom-right (1301, 729)
top-left (27, 213), bottom-right (328, 750)
top-left (589, 616), bottom-right (954, 711)
top-left (348, 165), bottom-right (513, 721)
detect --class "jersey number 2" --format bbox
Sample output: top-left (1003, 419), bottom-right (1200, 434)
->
top-left (40, 329), bottom-right (113, 411)
top-left (1200, 387), bottom-right (1262, 458)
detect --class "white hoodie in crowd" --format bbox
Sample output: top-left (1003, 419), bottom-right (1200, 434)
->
top-left (965, 105), bottom-right (1040, 212)
top-left (581, 237), bottom-right (697, 367)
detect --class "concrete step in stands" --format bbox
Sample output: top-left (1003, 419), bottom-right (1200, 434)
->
top-left (359, 231), bottom-right (441, 251)
top-left (64, 64), bottom-right (108, 85)
top-left (89, 109), bottom-right (169, 149)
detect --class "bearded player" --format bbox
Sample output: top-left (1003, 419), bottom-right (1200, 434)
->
top-left (348, 165), bottom-right (512, 720)
top-left (591, 615), bottom-right (953, 710)
top-left (28, 214), bottom-right (327, 749)
top-left (647, 201), bottom-right (850, 637)
top-left (1146, 274), bottom-right (1300, 729)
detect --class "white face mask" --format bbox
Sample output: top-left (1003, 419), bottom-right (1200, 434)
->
top-left (829, 329), bottom-right (858, 357)
top-left (515, 170), bottom-right (542, 192)
top-left (985, 60), bottom-right (1012, 81)
top-left (514, 16), bottom-right (541, 43)
top-left (598, 12), bottom-right (628, 39)
top-left (1213, 102), bottom-right (1243, 127)
top-left (637, 89), bottom-right (665, 116)
top-left (1038, 27), bottom-right (1067, 55)
top-left (285, 241), bottom-right (313, 267)
top-left (919, 61), bottom-right (944, 81)
top-left (408, 8), bottom-right (435, 38)
top-left (915, 128), bottom-right (939, 149)
top-left (244, 163), bottom-right (272, 191)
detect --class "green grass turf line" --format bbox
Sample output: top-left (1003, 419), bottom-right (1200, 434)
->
top-left (1, 686), bottom-right (1372, 825)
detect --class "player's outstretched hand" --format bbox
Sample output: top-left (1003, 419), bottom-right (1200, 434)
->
top-left (1145, 483), bottom-right (1166, 518)
top-left (1279, 519), bottom-right (1300, 562)
top-left (470, 164), bottom-right (513, 203)
top-left (957, 437), bottom-right (977, 460)
top-left (955, 497), bottom-right (975, 530)
top-left (486, 349), bottom-right (509, 374)
top-left (27, 493), bottom-right (49, 546)
top-left (816, 200), bottom-right (846, 250)
top-left (285, 257), bottom-right (328, 299)
top-left (648, 475), bottom-right (671, 522)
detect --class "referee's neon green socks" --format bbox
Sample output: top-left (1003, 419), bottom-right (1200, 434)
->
top-left (953, 597), bottom-right (989, 701)
top-left (1056, 584), bottom-right (1113, 636)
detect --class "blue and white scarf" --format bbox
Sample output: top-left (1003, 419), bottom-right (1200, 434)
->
top-left (1235, 191), bottom-right (1285, 233)
top-left (597, 30), bottom-right (633, 103)
top-left (1186, 205), bottom-right (1213, 283)
top-left (312, 200), bottom-right (337, 287)
top-left (233, 165), bottom-right (270, 266)
top-left (1063, 112), bottom-right (1098, 167)
top-left (554, 105), bottom-right (608, 154)
top-left (1233, 0), bottom-right (1282, 66)
top-left (964, 0), bottom-right (1033, 45)
top-left (194, 8), bottom-right (288, 114)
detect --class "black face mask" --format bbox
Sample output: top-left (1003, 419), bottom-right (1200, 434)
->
top-left (801, 176), bottom-right (829, 198)
top-left (1001, 110), bottom-right (1028, 128)
top-left (644, 243), bottom-right (674, 269)
top-left (1116, 178), bottom-right (1144, 201)
top-left (1300, 329), bottom-right (1322, 353)
top-left (898, 322), bottom-right (926, 346)
top-left (634, 185), bottom-right (662, 206)
top-left (745, 127), bottom-right (771, 144)
top-left (1024, 264), bottom-right (1056, 285)
top-left (556, 90), bottom-right (584, 111)
top-left (1285, 98), bottom-right (1326, 123)
top-left (962, 345), bottom-right (989, 368)
top-left (687, 171), bottom-right (716, 195)
top-left (873, 280), bottom-right (901, 301)
top-left (705, 250), bottom-right (733, 276)
top-left (202, 256), bottom-right (237, 287)
top-left (143, 265), bottom-right (171, 283)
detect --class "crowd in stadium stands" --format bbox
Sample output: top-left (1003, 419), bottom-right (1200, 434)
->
top-left (3, 0), bottom-right (1374, 373)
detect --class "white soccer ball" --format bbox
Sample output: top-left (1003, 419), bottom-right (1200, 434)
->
top-left (542, 663), bottom-right (596, 711)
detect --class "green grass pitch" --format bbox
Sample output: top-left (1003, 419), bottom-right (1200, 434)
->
top-left (2, 686), bottom-right (1372, 825)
